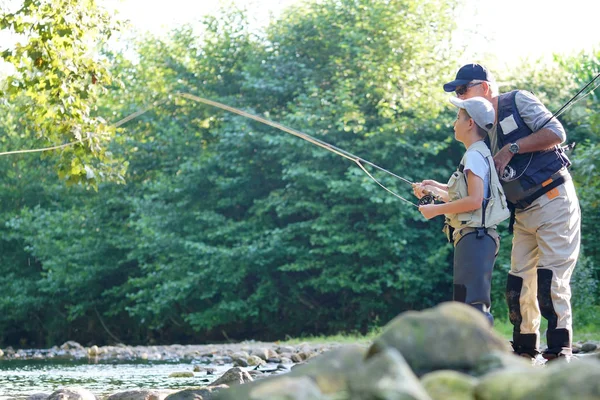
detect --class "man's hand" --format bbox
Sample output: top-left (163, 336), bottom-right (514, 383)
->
top-left (418, 204), bottom-right (440, 220)
top-left (494, 144), bottom-right (515, 175)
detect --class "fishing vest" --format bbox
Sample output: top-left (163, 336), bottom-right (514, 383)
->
top-left (496, 90), bottom-right (570, 192)
top-left (445, 141), bottom-right (510, 230)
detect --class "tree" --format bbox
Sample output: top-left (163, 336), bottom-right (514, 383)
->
top-left (0, 0), bottom-right (125, 186)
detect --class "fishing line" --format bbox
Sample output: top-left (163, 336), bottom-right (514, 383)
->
top-left (177, 93), bottom-right (421, 207)
top-left (2, 72), bottom-right (597, 206)
top-left (0, 98), bottom-right (171, 157)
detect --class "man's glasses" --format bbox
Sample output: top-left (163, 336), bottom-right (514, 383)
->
top-left (456, 82), bottom-right (483, 96)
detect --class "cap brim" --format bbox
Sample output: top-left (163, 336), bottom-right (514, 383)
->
top-left (449, 97), bottom-right (464, 108)
top-left (443, 79), bottom-right (471, 92)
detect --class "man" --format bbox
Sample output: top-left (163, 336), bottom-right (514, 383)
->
top-left (442, 63), bottom-right (581, 361)
top-left (413, 96), bottom-right (510, 326)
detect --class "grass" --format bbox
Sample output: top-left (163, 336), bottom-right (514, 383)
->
top-left (278, 330), bottom-right (381, 346)
top-left (277, 317), bottom-right (600, 346)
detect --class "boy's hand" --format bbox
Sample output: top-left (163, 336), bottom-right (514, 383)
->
top-left (413, 182), bottom-right (435, 199)
top-left (418, 204), bottom-right (439, 220)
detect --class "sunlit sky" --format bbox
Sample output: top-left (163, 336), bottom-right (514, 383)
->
top-left (0, 0), bottom-right (598, 75)
top-left (101, 0), bottom-right (600, 71)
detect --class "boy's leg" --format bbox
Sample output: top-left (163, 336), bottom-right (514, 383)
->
top-left (454, 230), bottom-right (497, 326)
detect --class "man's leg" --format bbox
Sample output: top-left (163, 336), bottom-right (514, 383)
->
top-left (535, 180), bottom-right (581, 358)
top-left (507, 209), bottom-right (541, 356)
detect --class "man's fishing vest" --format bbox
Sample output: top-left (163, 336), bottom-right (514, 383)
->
top-left (496, 90), bottom-right (570, 193)
top-left (445, 141), bottom-right (510, 230)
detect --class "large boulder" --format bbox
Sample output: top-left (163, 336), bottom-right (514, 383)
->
top-left (246, 376), bottom-right (326, 399)
top-left (367, 302), bottom-right (510, 375)
top-left (348, 347), bottom-right (432, 400)
top-left (472, 350), bottom-right (532, 377)
top-left (475, 358), bottom-right (600, 400)
top-left (420, 370), bottom-right (478, 400)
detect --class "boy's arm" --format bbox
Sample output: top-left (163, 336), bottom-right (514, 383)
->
top-left (418, 172), bottom-right (483, 219)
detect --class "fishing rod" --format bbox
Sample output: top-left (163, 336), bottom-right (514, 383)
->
top-left (177, 93), bottom-right (435, 208)
top-left (2, 71), bottom-right (598, 206)
top-left (500, 71), bottom-right (600, 182)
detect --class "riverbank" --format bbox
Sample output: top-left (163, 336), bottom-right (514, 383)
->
top-left (1, 333), bottom-right (599, 399)
top-left (0, 340), bottom-right (356, 399)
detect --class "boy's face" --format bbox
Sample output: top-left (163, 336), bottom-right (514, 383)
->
top-left (453, 108), bottom-right (471, 141)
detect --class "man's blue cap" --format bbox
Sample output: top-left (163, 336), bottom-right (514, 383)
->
top-left (443, 63), bottom-right (495, 92)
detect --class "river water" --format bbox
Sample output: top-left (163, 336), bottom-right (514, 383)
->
top-left (0, 359), bottom-right (233, 399)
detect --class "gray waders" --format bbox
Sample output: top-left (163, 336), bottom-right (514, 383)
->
top-left (453, 228), bottom-right (497, 326)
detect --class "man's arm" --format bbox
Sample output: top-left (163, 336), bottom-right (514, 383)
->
top-left (493, 91), bottom-right (565, 174)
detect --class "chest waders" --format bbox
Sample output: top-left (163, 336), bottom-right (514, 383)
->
top-left (444, 141), bottom-right (510, 326)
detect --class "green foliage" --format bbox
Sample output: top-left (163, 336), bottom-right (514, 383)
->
top-left (0, 1), bottom-right (598, 347)
top-left (0, 0), bottom-right (126, 186)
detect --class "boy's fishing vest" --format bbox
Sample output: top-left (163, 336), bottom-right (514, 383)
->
top-left (445, 141), bottom-right (510, 230)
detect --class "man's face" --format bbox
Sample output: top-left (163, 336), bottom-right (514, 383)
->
top-left (455, 81), bottom-right (484, 100)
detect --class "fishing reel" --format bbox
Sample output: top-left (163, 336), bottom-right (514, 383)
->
top-left (501, 165), bottom-right (516, 182)
top-left (418, 194), bottom-right (437, 206)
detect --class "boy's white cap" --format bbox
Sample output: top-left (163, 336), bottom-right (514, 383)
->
top-left (449, 96), bottom-right (495, 132)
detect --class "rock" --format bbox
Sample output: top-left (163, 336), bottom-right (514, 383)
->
top-left (247, 370), bottom-right (264, 378)
top-left (473, 367), bottom-right (540, 400)
top-left (247, 376), bottom-right (326, 399)
top-left (231, 351), bottom-right (250, 360)
top-left (169, 372), bottom-right (194, 378)
top-left (47, 388), bottom-right (97, 400)
top-left (472, 350), bottom-right (533, 376)
top-left (475, 358), bottom-right (600, 400)
top-left (250, 348), bottom-right (270, 361)
top-left (348, 347), bottom-right (432, 400)
top-left (290, 345), bottom-right (366, 394)
top-left (211, 367), bottom-right (254, 386)
top-left (247, 355), bottom-right (266, 366)
top-left (581, 342), bottom-right (598, 352)
top-left (277, 346), bottom-right (295, 354)
top-left (0, 349), bottom-right (3, 357)
top-left (165, 386), bottom-right (228, 400)
top-left (106, 390), bottom-right (170, 400)
top-left (233, 358), bottom-right (249, 367)
top-left (214, 345), bottom-right (366, 399)
top-left (367, 302), bottom-right (511, 375)
top-left (421, 370), bottom-right (478, 400)
top-left (26, 394), bottom-right (50, 400)
top-left (88, 345), bottom-right (100, 357)
top-left (60, 341), bottom-right (85, 351)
